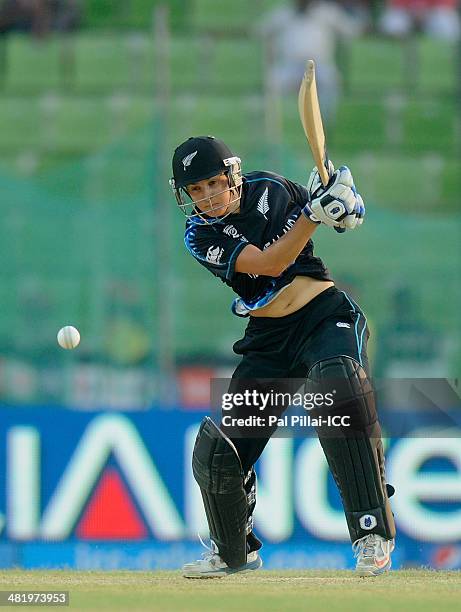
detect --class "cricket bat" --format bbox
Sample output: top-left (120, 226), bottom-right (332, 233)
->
top-left (298, 59), bottom-right (331, 187)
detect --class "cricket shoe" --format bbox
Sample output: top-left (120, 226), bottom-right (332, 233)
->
top-left (183, 539), bottom-right (262, 579)
top-left (353, 534), bottom-right (395, 577)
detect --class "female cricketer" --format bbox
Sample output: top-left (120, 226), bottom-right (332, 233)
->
top-left (170, 135), bottom-right (396, 578)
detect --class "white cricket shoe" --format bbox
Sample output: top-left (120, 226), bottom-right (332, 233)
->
top-left (353, 534), bottom-right (394, 577)
top-left (183, 539), bottom-right (262, 579)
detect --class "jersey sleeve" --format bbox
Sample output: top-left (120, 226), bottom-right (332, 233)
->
top-left (260, 171), bottom-right (310, 209)
top-left (184, 225), bottom-right (249, 282)
top-left (278, 175), bottom-right (310, 209)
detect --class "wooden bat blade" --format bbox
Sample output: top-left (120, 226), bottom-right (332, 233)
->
top-left (298, 59), bottom-right (330, 186)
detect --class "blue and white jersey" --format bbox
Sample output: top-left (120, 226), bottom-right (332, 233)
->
top-left (184, 170), bottom-right (332, 316)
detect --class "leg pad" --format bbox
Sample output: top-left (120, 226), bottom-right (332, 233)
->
top-left (192, 417), bottom-right (248, 568)
top-left (307, 356), bottom-right (396, 541)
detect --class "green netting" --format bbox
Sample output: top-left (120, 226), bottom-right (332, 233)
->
top-left (81, 0), bottom-right (187, 32)
top-left (169, 95), bottom-right (264, 152)
top-left (190, 0), bottom-right (262, 33)
top-left (403, 99), bottom-right (457, 155)
top-left (0, 98), bottom-right (42, 151)
top-left (0, 31), bottom-right (459, 401)
top-left (3, 36), bottom-right (64, 92)
top-left (347, 38), bottom-right (407, 91)
top-left (346, 36), bottom-right (457, 95)
top-left (73, 34), bottom-right (148, 92)
top-left (2, 33), bottom-right (458, 101)
top-left (0, 124), bottom-right (459, 367)
top-left (326, 100), bottom-right (387, 152)
top-left (338, 153), bottom-right (461, 215)
top-left (1, 33), bottom-right (264, 95)
top-left (418, 38), bottom-right (458, 92)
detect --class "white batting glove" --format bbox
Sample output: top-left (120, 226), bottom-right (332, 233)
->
top-left (337, 191), bottom-right (365, 230)
top-left (302, 165), bottom-right (365, 230)
top-left (306, 160), bottom-right (335, 196)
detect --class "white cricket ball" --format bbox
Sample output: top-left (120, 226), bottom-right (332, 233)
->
top-left (57, 325), bottom-right (81, 350)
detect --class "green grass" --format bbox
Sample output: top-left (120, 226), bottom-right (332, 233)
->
top-left (0, 570), bottom-right (460, 611)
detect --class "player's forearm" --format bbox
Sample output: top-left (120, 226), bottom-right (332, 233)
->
top-left (262, 215), bottom-right (318, 276)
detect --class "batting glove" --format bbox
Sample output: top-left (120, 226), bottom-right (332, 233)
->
top-left (302, 165), bottom-right (364, 230)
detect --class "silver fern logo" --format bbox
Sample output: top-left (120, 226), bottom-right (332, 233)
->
top-left (257, 187), bottom-right (269, 219)
top-left (182, 151), bottom-right (198, 170)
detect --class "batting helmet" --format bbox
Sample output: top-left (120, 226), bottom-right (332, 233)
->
top-left (169, 136), bottom-right (242, 223)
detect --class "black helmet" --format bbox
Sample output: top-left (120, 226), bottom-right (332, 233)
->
top-left (169, 136), bottom-right (242, 224)
top-left (171, 136), bottom-right (237, 188)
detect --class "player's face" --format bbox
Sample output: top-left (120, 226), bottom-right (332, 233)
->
top-left (187, 173), bottom-right (238, 217)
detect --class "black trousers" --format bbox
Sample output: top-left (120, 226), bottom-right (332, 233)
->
top-left (228, 286), bottom-right (370, 473)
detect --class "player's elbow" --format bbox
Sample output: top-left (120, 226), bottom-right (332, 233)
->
top-left (265, 263), bottom-right (285, 277)
top-left (236, 260), bottom-right (284, 278)
top-left (235, 245), bottom-right (286, 277)
top-left (246, 253), bottom-right (286, 278)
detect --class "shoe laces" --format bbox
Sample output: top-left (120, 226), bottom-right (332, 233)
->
top-left (197, 533), bottom-right (221, 563)
top-left (353, 534), bottom-right (378, 559)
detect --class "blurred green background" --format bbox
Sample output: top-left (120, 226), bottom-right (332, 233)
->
top-left (0, 0), bottom-right (459, 407)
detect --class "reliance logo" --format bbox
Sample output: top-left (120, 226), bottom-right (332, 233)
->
top-left (6, 415), bottom-right (184, 541)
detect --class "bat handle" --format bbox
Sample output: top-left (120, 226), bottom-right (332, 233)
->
top-left (323, 153), bottom-right (345, 233)
top-left (319, 150), bottom-right (331, 187)
top-left (319, 163), bottom-right (330, 187)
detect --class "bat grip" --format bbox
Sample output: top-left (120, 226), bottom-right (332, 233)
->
top-left (319, 165), bottom-right (330, 188)
top-left (321, 154), bottom-right (344, 232)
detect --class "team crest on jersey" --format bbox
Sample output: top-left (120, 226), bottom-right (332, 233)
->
top-left (257, 187), bottom-right (269, 219)
top-left (182, 151), bottom-right (198, 170)
top-left (206, 245), bottom-right (224, 264)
